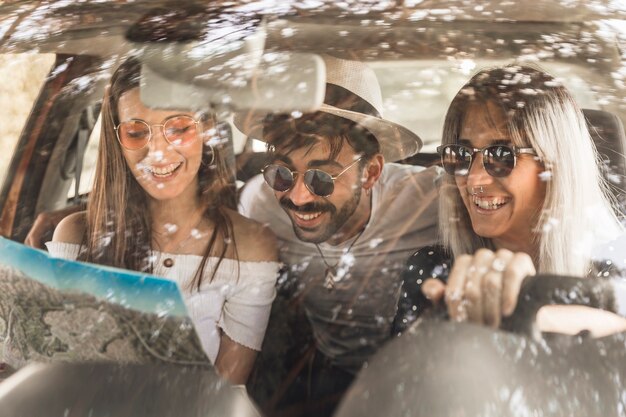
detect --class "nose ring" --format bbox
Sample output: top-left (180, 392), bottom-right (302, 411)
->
top-left (469, 185), bottom-right (484, 195)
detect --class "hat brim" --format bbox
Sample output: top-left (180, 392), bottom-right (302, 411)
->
top-left (233, 103), bottom-right (422, 162)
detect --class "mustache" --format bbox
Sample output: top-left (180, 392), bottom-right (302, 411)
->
top-left (279, 197), bottom-right (335, 214)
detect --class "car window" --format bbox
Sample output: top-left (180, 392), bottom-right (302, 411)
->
top-left (372, 59), bottom-right (602, 152)
top-left (0, 53), bottom-right (54, 182)
top-left (66, 113), bottom-right (101, 199)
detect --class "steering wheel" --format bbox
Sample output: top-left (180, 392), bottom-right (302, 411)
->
top-left (335, 274), bottom-right (626, 417)
top-left (500, 273), bottom-right (624, 336)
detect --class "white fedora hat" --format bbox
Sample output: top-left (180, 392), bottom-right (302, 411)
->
top-left (233, 54), bottom-right (422, 162)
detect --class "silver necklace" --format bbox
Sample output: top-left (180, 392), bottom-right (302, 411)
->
top-left (159, 212), bottom-right (206, 268)
top-left (314, 228), bottom-right (366, 291)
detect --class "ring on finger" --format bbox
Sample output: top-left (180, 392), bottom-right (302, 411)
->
top-left (491, 257), bottom-right (507, 272)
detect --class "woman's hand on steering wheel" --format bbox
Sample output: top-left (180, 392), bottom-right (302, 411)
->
top-left (421, 248), bottom-right (626, 337)
top-left (421, 248), bottom-right (534, 328)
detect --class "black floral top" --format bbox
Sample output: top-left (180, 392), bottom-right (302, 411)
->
top-left (393, 245), bottom-right (451, 334)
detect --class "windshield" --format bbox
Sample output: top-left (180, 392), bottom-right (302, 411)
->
top-left (1, 1), bottom-right (625, 416)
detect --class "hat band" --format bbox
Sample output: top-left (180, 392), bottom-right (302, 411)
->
top-left (325, 83), bottom-right (381, 118)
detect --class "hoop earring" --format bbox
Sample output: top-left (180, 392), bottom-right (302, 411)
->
top-left (200, 113), bottom-right (219, 167)
top-left (203, 143), bottom-right (215, 166)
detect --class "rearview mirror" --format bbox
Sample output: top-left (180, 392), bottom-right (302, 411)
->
top-left (139, 50), bottom-right (326, 113)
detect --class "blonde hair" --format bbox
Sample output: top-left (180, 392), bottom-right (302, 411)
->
top-left (439, 65), bottom-right (623, 276)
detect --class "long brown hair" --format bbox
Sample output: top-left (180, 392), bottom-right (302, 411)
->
top-left (82, 57), bottom-right (238, 290)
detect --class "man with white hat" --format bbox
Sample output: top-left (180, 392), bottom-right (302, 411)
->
top-left (237, 55), bottom-right (440, 414)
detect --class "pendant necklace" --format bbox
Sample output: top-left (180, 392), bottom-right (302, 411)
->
top-left (314, 227), bottom-right (366, 291)
top-left (159, 210), bottom-right (206, 268)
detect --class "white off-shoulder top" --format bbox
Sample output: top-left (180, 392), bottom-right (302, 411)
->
top-left (45, 241), bottom-right (280, 364)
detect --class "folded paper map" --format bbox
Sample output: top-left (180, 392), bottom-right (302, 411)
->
top-left (0, 237), bottom-right (210, 373)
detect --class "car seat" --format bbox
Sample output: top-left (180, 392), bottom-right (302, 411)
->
top-left (583, 108), bottom-right (626, 211)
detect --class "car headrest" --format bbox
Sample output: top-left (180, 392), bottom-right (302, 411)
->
top-left (583, 108), bottom-right (626, 207)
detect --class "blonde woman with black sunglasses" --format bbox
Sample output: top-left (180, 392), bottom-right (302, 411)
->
top-left (397, 65), bottom-right (626, 336)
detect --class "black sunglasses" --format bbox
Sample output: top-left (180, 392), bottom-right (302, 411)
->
top-left (437, 143), bottom-right (537, 178)
top-left (261, 157), bottom-right (364, 197)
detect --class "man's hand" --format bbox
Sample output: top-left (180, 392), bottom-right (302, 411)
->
top-left (420, 248), bottom-right (535, 328)
top-left (24, 205), bottom-right (83, 249)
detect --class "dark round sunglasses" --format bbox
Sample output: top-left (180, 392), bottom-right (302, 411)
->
top-left (261, 157), bottom-right (364, 197)
top-left (437, 143), bottom-right (537, 178)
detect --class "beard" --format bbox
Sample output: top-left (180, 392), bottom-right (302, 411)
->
top-left (280, 186), bottom-right (362, 244)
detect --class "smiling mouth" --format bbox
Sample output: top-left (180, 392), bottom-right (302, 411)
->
top-left (472, 195), bottom-right (509, 210)
top-left (293, 211), bottom-right (323, 221)
top-left (147, 162), bottom-right (182, 178)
